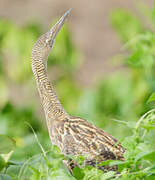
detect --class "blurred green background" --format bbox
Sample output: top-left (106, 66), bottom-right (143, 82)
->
top-left (0, 0), bottom-right (155, 179)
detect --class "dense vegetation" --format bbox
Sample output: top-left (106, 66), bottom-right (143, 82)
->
top-left (0, 4), bottom-right (155, 180)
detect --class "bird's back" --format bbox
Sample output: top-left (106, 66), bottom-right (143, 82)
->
top-left (49, 115), bottom-right (125, 170)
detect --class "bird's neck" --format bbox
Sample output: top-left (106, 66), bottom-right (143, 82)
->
top-left (31, 48), bottom-right (68, 127)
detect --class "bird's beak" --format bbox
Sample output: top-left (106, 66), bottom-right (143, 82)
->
top-left (49, 8), bottom-right (72, 40)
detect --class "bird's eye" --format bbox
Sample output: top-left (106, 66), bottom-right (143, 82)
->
top-left (45, 39), bottom-right (49, 44)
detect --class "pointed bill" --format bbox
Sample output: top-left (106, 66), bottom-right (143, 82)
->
top-left (49, 8), bottom-right (72, 39)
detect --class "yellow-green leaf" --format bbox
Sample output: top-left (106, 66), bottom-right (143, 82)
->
top-left (0, 135), bottom-right (15, 154)
top-left (147, 93), bottom-right (155, 103)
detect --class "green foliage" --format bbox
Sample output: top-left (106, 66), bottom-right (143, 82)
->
top-left (0, 135), bottom-right (15, 154)
top-left (147, 92), bottom-right (155, 103)
top-left (55, 75), bottom-right (82, 114)
top-left (0, 156), bottom-right (5, 172)
top-left (111, 8), bottom-right (155, 89)
top-left (0, 134), bottom-right (15, 173)
top-left (0, 20), bottom-right (36, 83)
top-left (2, 110), bottom-right (154, 179)
top-left (0, 103), bottom-right (42, 136)
top-left (111, 9), bottom-right (144, 43)
top-left (0, 174), bottom-right (12, 180)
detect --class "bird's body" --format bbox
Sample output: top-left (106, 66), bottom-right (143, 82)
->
top-left (31, 9), bottom-right (125, 172)
top-left (50, 115), bottom-right (125, 171)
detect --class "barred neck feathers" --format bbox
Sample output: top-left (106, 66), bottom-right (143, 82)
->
top-left (31, 9), bottom-right (71, 125)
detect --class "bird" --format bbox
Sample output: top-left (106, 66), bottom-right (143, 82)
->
top-left (31, 9), bottom-right (125, 172)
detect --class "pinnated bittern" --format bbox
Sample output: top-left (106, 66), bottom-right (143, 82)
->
top-left (31, 9), bottom-right (125, 172)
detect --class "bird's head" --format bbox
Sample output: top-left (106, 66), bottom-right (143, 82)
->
top-left (32, 8), bottom-right (71, 62)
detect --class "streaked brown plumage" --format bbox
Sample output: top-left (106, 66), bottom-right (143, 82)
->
top-left (31, 9), bottom-right (125, 172)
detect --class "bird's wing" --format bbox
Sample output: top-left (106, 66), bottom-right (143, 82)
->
top-left (62, 116), bottom-right (125, 161)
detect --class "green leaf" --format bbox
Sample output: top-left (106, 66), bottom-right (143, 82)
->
top-left (29, 166), bottom-right (41, 180)
top-left (111, 9), bottom-right (144, 43)
top-left (98, 160), bottom-right (113, 166)
top-left (122, 136), bottom-right (137, 150)
top-left (50, 169), bottom-right (76, 180)
top-left (0, 135), bottom-right (15, 154)
top-left (109, 160), bottom-right (130, 166)
top-left (0, 156), bottom-right (6, 172)
top-left (143, 151), bottom-right (155, 162)
top-left (73, 167), bottom-right (84, 180)
top-left (135, 150), bottom-right (155, 162)
top-left (0, 174), bottom-right (12, 180)
top-left (147, 93), bottom-right (155, 103)
top-left (101, 171), bottom-right (116, 180)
